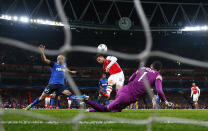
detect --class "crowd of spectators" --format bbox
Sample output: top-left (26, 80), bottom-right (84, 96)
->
top-left (1, 89), bottom-right (207, 109)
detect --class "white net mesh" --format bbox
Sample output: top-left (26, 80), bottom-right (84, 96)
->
top-left (1, 0), bottom-right (208, 131)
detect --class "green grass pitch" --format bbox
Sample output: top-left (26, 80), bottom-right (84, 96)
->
top-left (2, 109), bottom-right (208, 131)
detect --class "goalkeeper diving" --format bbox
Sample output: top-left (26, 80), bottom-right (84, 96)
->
top-left (78, 61), bottom-right (174, 112)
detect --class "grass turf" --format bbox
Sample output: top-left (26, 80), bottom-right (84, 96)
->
top-left (2, 109), bottom-right (208, 131)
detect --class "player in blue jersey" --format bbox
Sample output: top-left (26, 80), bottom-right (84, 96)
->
top-left (98, 74), bottom-right (109, 105)
top-left (152, 93), bottom-right (161, 109)
top-left (25, 45), bottom-right (78, 110)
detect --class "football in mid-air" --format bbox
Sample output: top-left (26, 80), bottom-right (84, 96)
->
top-left (97, 44), bottom-right (107, 53)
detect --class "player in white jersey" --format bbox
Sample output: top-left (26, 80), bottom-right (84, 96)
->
top-left (96, 54), bottom-right (125, 99)
top-left (67, 97), bottom-right (72, 109)
top-left (45, 95), bottom-right (51, 109)
top-left (190, 83), bottom-right (200, 109)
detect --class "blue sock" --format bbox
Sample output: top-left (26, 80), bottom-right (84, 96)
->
top-left (30, 97), bottom-right (40, 107)
top-left (57, 100), bottom-right (61, 108)
top-left (50, 98), bottom-right (55, 106)
top-left (69, 94), bottom-right (80, 103)
top-left (105, 100), bottom-right (109, 106)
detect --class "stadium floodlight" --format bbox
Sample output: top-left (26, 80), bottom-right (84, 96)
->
top-left (0, 15), bottom-right (12, 20)
top-left (55, 22), bottom-right (59, 26)
top-left (13, 16), bottom-right (18, 21)
top-left (51, 21), bottom-right (56, 26)
top-left (30, 19), bottom-right (34, 23)
top-left (33, 19), bottom-right (37, 23)
top-left (59, 22), bottom-right (64, 26)
top-left (181, 26), bottom-right (208, 31)
top-left (4, 15), bottom-right (12, 20)
top-left (0, 14), bottom-right (65, 27)
top-left (38, 19), bottom-right (45, 24)
top-left (45, 20), bottom-right (50, 24)
top-left (20, 16), bottom-right (29, 23)
top-left (0, 15), bottom-right (5, 19)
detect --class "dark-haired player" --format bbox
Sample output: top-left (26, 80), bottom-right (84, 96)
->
top-left (96, 54), bottom-right (124, 99)
top-left (25, 45), bottom-right (79, 110)
top-left (80, 61), bottom-right (173, 112)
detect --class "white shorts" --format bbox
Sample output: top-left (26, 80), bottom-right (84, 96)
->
top-left (68, 100), bottom-right (72, 107)
top-left (45, 98), bottom-right (50, 105)
top-left (152, 100), bottom-right (157, 106)
top-left (108, 71), bottom-right (124, 87)
top-left (193, 94), bottom-right (199, 102)
top-left (152, 98), bottom-right (157, 106)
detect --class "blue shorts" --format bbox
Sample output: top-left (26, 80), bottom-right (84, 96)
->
top-left (43, 84), bottom-right (67, 95)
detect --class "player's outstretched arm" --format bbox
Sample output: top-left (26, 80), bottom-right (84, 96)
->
top-left (39, 45), bottom-right (51, 64)
top-left (66, 68), bottom-right (77, 74)
top-left (155, 78), bottom-right (174, 107)
top-left (155, 78), bottom-right (167, 102)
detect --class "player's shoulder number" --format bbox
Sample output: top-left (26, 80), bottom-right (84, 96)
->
top-left (138, 72), bottom-right (147, 82)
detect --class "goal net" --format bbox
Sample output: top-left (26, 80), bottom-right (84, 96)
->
top-left (0, 0), bottom-right (208, 131)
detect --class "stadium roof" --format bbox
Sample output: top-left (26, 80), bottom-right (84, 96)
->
top-left (1, 0), bottom-right (208, 31)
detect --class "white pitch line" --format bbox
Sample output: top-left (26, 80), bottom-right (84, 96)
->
top-left (0, 121), bottom-right (119, 125)
top-left (1, 118), bottom-right (208, 126)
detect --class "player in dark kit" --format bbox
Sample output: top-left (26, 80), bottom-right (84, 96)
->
top-left (79, 61), bottom-right (173, 112)
top-left (98, 73), bottom-right (109, 105)
top-left (25, 45), bottom-right (79, 110)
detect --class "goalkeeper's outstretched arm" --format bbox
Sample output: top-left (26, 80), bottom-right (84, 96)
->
top-left (155, 78), bottom-right (167, 102)
top-left (155, 78), bottom-right (173, 107)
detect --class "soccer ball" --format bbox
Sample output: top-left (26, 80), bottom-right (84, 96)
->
top-left (97, 44), bottom-right (107, 53)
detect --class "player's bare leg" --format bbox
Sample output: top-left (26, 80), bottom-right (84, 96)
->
top-left (194, 101), bottom-right (199, 109)
top-left (62, 90), bottom-right (71, 95)
top-left (115, 76), bottom-right (124, 92)
top-left (56, 96), bottom-right (61, 109)
top-left (116, 85), bottom-right (122, 92)
top-left (39, 93), bottom-right (49, 101)
top-left (25, 93), bottom-right (49, 110)
top-left (61, 89), bottom-right (82, 104)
